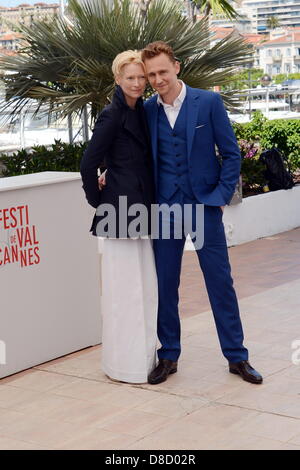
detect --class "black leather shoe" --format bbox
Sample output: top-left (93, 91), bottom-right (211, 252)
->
top-left (229, 360), bottom-right (263, 384)
top-left (148, 359), bottom-right (178, 385)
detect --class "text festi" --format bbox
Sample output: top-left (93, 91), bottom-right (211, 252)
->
top-left (0, 205), bottom-right (40, 268)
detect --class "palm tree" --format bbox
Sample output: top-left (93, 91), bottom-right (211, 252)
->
top-left (0, 0), bottom-right (253, 123)
top-left (267, 16), bottom-right (280, 30)
top-left (192, 0), bottom-right (239, 20)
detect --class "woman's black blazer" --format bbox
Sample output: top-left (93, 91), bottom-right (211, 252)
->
top-left (80, 86), bottom-right (155, 237)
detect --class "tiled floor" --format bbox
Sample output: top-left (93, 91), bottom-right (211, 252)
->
top-left (1, 228), bottom-right (300, 450)
top-left (180, 227), bottom-right (300, 318)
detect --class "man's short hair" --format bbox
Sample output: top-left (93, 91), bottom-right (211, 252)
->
top-left (141, 41), bottom-right (176, 63)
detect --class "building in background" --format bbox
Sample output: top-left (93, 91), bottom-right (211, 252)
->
top-left (210, 25), bottom-right (266, 68)
top-left (210, 25), bottom-right (300, 76)
top-left (210, 10), bottom-right (252, 33)
top-left (0, 3), bottom-right (59, 32)
top-left (258, 27), bottom-right (300, 74)
top-left (0, 31), bottom-right (23, 51)
top-left (242, 0), bottom-right (300, 34)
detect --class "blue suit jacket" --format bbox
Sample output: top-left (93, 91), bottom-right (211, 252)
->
top-left (144, 85), bottom-right (241, 206)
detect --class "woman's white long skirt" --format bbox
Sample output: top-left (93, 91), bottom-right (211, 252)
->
top-left (98, 237), bottom-right (158, 383)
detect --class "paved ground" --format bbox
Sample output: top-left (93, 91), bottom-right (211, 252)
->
top-left (1, 228), bottom-right (300, 450)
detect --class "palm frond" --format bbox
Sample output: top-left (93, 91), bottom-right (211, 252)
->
top-left (0, 0), bottom-right (253, 122)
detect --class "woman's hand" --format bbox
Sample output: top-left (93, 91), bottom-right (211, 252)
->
top-left (98, 170), bottom-right (107, 190)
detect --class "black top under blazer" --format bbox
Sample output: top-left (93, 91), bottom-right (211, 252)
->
top-left (80, 86), bottom-right (155, 237)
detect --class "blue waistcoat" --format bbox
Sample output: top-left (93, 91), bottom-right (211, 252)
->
top-left (157, 99), bottom-right (194, 200)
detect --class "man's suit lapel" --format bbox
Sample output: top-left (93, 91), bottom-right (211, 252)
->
top-left (186, 86), bottom-right (200, 159)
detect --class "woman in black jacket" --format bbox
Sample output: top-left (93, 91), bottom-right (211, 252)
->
top-left (80, 51), bottom-right (158, 383)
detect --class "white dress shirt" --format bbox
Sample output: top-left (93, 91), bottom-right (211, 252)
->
top-left (157, 80), bottom-right (186, 129)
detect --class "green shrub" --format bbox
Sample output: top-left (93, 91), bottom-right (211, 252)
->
top-left (287, 134), bottom-right (300, 171)
top-left (233, 111), bottom-right (268, 142)
top-left (273, 73), bottom-right (300, 84)
top-left (260, 120), bottom-right (300, 172)
top-left (0, 140), bottom-right (87, 177)
top-left (241, 156), bottom-right (266, 191)
top-left (233, 111), bottom-right (300, 173)
top-left (238, 139), bottom-right (265, 193)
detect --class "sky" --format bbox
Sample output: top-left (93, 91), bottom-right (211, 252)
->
top-left (2, 1), bottom-right (59, 6)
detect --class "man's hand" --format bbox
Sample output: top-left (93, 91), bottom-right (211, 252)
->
top-left (98, 171), bottom-right (107, 190)
top-left (220, 206), bottom-right (225, 212)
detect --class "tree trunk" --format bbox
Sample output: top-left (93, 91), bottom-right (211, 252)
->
top-left (191, 3), bottom-right (196, 24)
top-left (204, 2), bottom-right (211, 17)
top-left (139, 0), bottom-right (152, 18)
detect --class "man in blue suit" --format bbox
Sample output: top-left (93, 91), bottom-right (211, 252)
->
top-left (141, 41), bottom-right (262, 385)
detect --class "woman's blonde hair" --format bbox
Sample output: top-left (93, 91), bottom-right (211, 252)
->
top-left (112, 50), bottom-right (145, 79)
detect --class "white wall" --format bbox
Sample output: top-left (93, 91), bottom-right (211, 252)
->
top-left (186, 185), bottom-right (300, 249)
top-left (0, 172), bottom-right (101, 378)
top-left (224, 185), bottom-right (300, 246)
